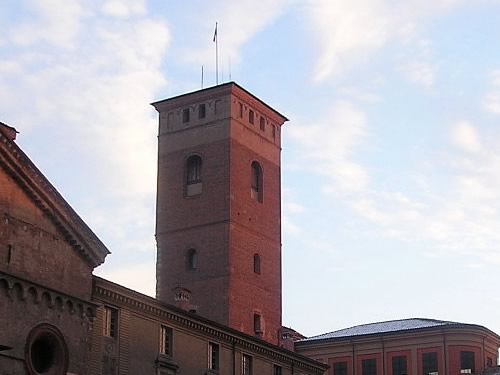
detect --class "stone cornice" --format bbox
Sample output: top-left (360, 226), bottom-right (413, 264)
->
top-left (0, 271), bottom-right (97, 319)
top-left (0, 130), bottom-right (110, 268)
top-left (93, 276), bottom-right (327, 373)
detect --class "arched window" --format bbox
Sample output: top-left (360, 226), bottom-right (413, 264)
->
top-left (251, 161), bottom-right (263, 202)
top-left (253, 254), bottom-right (261, 274)
top-left (186, 248), bottom-right (198, 270)
top-left (186, 155), bottom-right (202, 196)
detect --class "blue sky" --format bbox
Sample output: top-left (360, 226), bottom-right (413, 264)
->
top-left (1, 0), bottom-right (500, 338)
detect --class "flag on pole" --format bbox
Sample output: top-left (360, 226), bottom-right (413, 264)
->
top-left (213, 22), bottom-right (218, 42)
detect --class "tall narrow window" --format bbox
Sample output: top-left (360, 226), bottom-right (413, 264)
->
top-left (273, 365), bottom-right (283, 375)
top-left (186, 155), bottom-right (202, 184)
top-left (460, 352), bottom-right (475, 374)
top-left (103, 307), bottom-right (118, 338)
top-left (272, 124), bottom-right (276, 140)
top-left (422, 352), bottom-right (438, 375)
top-left (242, 354), bottom-right (253, 375)
top-left (362, 359), bottom-right (377, 375)
top-left (187, 248), bottom-right (198, 270)
top-left (260, 116), bottom-right (265, 131)
top-left (249, 110), bottom-right (254, 124)
top-left (251, 161), bottom-right (263, 202)
top-left (239, 102), bottom-right (243, 118)
top-left (186, 155), bottom-right (202, 196)
top-left (208, 342), bottom-right (219, 370)
top-left (253, 254), bottom-right (261, 274)
top-left (392, 356), bottom-right (407, 375)
top-left (160, 325), bottom-right (173, 356)
top-left (182, 108), bottom-right (190, 123)
top-left (199, 103), bottom-right (206, 119)
top-left (253, 314), bottom-right (262, 335)
top-left (334, 362), bottom-right (348, 375)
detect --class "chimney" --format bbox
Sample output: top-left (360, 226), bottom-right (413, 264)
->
top-left (0, 122), bottom-right (19, 141)
top-left (172, 286), bottom-right (192, 312)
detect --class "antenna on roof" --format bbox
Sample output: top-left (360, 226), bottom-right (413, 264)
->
top-left (201, 65), bottom-right (204, 89)
top-left (213, 22), bottom-right (218, 85)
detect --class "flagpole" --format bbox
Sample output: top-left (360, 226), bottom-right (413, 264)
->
top-left (214, 22), bottom-right (218, 85)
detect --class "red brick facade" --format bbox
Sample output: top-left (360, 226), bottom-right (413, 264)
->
top-left (296, 320), bottom-right (500, 375)
top-left (153, 83), bottom-right (287, 344)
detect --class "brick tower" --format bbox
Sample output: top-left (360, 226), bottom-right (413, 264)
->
top-left (152, 82), bottom-right (287, 344)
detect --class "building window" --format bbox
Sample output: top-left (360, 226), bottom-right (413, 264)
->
top-left (160, 326), bottom-right (173, 356)
top-left (251, 161), bottom-right (263, 202)
top-left (460, 352), bottom-right (475, 374)
top-left (187, 248), bottom-right (198, 270)
top-left (334, 362), bottom-right (348, 375)
top-left (272, 124), bottom-right (276, 140)
top-left (239, 102), bottom-right (243, 118)
top-left (186, 155), bottom-right (202, 185)
top-left (103, 307), bottom-right (118, 338)
top-left (242, 354), bottom-right (253, 375)
top-left (362, 359), bottom-right (377, 375)
top-left (274, 364), bottom-right (283, 375)
top-left (422, 352), bottom-right (438, 375)
top-left (253, 254), bottom-right (261, 274)
top-left (249, 110), bottom-right (254, 124)
top-left (253, 314), bottom-right (262, 335)
top-left (392, 356), bottom-right (407, 375)
top-left (199, 104), bottom-right (206, 119)
top-left (260, 116), bottom-right (265, 131)
top-left (182, 108), bottom-right (190, 123)
top-left (208, 342), bottom-right (219, 370)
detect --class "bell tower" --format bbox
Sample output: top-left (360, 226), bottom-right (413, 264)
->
top-left (152, 82), bottom-right (287, 344)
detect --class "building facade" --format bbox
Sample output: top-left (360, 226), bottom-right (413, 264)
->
top-left (0, 82), bottom-right (328, 375)
top-left (153, 83), bottom-right (286, 345)
top-left (295, 319), bottom-right (500, 375)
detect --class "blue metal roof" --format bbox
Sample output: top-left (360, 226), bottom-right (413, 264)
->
top-left (301, 318), bottom-right (463, 342)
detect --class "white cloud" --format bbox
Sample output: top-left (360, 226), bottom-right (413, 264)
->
top-left (10, 0), bottom-right (85, 48)
top-left (305, 0), bottom-right (466, 82)
top-left (451, 121), bottom-right (482, 153)
top-left (102, 0), bottom-right (146, 18)
top-left (482, 69), bottom-right (500, 114)
top-left (289, 100), bottom-right (369, 193)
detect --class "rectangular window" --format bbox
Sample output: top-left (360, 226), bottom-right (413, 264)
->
top-left (242, 354), bottom-right (253, 375)
top-left (460, 351), bottom-right (475, 374)
top-left (334, 361), bottom-right (348, 375)
top-left (160, 326), bottom-right (173, 356)
top-left (249, 110), bottom-right (254, 124)
top-left (182, 108), bottom-right (190, 123)
top-left (208, 342), bottom-right (219, 370)
top-left (392, 356), bottom-right (407, 375)
top-left (362, 359), bottom-right (377, 375)
top-left (253, 314), bottom-right (262, 334)
top-left (103, 306), bottom-right (118, 338)
top-left (272, 124), bottom-right (276, 139)
top-left (274, 364), bottom-right (283, 375)
top-left (239, 102), bottom-right (243, 118)
top-left (422, 352), bottom-right (438, 375)
top-left (199, 103), bottom-right (206, 119)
